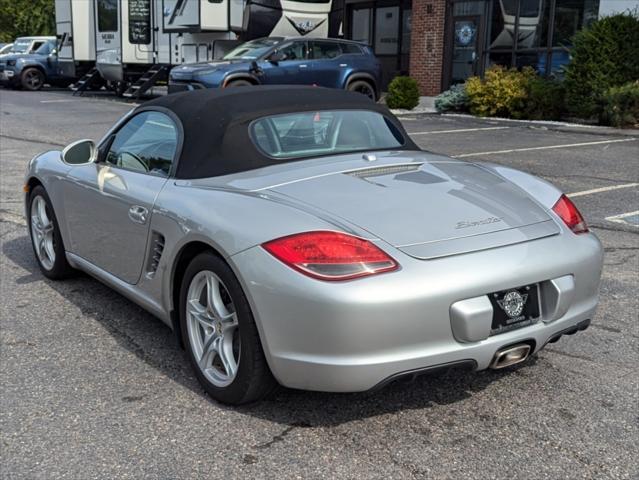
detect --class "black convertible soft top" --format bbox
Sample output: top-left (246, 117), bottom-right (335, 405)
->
top-left (139, 86), bottom-right (419, 179)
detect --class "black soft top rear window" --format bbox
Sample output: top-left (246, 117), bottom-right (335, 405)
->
top-left (250, 110), bottom-right (405, 160)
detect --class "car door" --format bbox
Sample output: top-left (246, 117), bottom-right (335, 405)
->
top-left (308, 41), bottom-right (344, 88)
top-left (260, 41), bottom-right (313, 85)
top-left (62, 111), bottom-right (179, 284)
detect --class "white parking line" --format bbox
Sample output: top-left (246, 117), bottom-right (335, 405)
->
top-left (453, 138), bottom-right (637, 158)
top-left (40, 99), bottom-right (77, 103)
top-left (605, 211), bottom-right (639, 224)
top-left (568, 183), bottom-right (639, 198)
top-left (409, 126), bottom-right (510, 135)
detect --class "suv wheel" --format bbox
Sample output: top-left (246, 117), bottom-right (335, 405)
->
top-left (21, 68), bottom-right (45, 91)
top-left (225, 79), bottom-right (253, 88)
top-left (347, 80), bottom-right (376, 101)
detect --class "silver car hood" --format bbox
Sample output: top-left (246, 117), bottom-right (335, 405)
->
top-left (267, 156), bottom-right (558, 259)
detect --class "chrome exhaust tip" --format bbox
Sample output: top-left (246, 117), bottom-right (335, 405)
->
top-left (490, 344), bottom-right (531, 369)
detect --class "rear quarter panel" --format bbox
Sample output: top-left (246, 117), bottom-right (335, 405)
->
top-left (152, 182), bottom-right (365, 316)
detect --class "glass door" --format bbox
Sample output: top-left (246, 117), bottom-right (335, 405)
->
top-left (450, 15), bottom-right (483, 84)
top-left (350, 6), bottom-right (373, 44)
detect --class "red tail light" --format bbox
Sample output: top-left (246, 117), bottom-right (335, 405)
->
top-left (262, 231), bottom-right (398, 281)
top-left (552, 194), bottom-right (589, 234)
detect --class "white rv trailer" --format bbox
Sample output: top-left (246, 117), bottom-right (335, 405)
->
top-left (90, 0), bottom-right (343, 96)
top-left (95, 0), bottom-right (238, 90)
top-left (55, 0), bottom-right (97, 78)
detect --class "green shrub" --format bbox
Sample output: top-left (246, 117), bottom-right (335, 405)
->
top-left (465, 66), bottom-right (535, 118)
top-left (600, 81), bottom-right (639, 127)
top-left (386, 76), bottom-right (420, 110)
top-left (524, 77), bottom-right (566, 120)
top-left (564, 12), bottom-right (639, 120)
top-left (434, 84), bottom-right (469, 112)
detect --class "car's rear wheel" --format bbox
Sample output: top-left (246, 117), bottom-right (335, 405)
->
top-left (225, 79), bottom-right (253, 88)
top-left (347, 80), bottom-right (376, 101)
top-left (21, 68), bottom-right (45, 91)
top-left (28, 185), bottom-right (75, 279)
top-left (180, 252), bottom-right (276, 404)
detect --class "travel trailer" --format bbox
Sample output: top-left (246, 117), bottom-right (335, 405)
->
top-left (55, 0), bottom-right (97, 79)
top-left (89, 0), bottom-right (343, 98)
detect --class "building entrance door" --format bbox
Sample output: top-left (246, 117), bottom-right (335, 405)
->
top-left (449, 14), bottom-right (483, 85)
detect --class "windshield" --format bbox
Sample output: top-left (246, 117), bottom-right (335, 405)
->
top-left (11, 39), bottom-right (31, 53)
top-left (223, 38), bottom-right (281, 60)
top-left (251, 110), bottom-right (405, 160)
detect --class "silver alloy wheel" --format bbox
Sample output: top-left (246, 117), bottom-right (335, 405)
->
top-left (30, 195), bottom-right (55, 270)
top-left (24, 69), bottom-right (43, 89)
top-left (186, 270), bottom-right (240, 387)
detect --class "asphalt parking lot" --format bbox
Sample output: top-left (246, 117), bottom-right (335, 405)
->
top-left (1, 89), bottom-right (638, 479)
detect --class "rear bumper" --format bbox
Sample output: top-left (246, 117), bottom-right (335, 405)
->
top-left (230, 229), bottom-right (603, 392)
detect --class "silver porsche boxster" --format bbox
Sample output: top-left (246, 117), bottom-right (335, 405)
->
top-left (25, 86), bottom-right (603, 404)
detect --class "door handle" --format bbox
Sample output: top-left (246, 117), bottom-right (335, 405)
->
top-left (299, 64), bottom-right (308, 68)
top-left (128, 205), bottom-right (148, 225)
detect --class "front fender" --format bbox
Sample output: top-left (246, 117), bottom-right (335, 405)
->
top-left (25, 150), bottom-right (73, 242)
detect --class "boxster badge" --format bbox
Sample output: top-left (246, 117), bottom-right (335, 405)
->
top-left (497, 290), bottom-right (528, 318)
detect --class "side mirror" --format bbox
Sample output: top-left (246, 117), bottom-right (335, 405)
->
top-left (62, 139), bottom-right (95, 165)
top-left (268, 51), bottom-right (286, 64)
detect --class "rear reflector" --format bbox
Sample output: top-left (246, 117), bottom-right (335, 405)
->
top-left (262, 231), bottom-right (398, 281)
top-left (552, 195), bottom-right (589, 234)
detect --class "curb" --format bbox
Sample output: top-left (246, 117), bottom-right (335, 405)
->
top-left (393, 111), bottom-right (639, 137)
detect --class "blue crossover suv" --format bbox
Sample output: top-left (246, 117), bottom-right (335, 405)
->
top-left (169, 37), bottom-right (382, 100)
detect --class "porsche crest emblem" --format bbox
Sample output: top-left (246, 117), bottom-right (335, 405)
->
top-left (497, 291), bottom-right (528, 318)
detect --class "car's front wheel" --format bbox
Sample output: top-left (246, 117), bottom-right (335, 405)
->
top-left (28, 185), bottom-right (75, 279)
top-left (180, 252), bottom-right (276, 404)
top-left (21, 68), bottom-right (45, 91)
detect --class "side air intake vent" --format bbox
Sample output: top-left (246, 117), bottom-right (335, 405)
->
top-left (146, 232), bottom-right (165, 279)
top-left (346, 164), bottom-right (422, 178)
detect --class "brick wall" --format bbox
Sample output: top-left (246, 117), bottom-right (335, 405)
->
top-left (409, 0), bottom-right (447, 96)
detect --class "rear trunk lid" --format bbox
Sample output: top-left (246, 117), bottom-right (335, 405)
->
top-left (269, 160), bottom-right (559, 259)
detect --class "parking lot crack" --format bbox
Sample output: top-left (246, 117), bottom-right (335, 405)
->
top-left (253, 426), bottom-right (296, 450)
top-left (252, 422), bottom-right (312, 451)
top-left (0, 134), bottom-right (66, 148)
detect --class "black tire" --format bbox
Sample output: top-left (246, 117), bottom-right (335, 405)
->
top-left (226, 79), bottom-right (253, 88)
top-left (27, 185), bottom-right (75, 279)
top-left (179, 252), bottom-right (277, 404)
top-left (347, 79), bottom-right (377, 101)
top-left (21, 67), bottom-right (45, 91)
top-left (112, 81), bottom-right (127, 97)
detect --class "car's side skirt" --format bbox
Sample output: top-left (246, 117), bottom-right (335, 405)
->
top-left (66, 252), bottom-right (171, 327)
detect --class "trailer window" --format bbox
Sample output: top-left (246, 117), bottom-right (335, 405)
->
top-left (98, 0), bottom-right (118, 32)
top-left (129, 0), bottom-right (151, 44)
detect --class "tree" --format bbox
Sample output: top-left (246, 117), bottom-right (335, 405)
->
top-left (0, 0), bottom-right (55, 43)
top-left (564, 12), bottom-right (639, 119)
